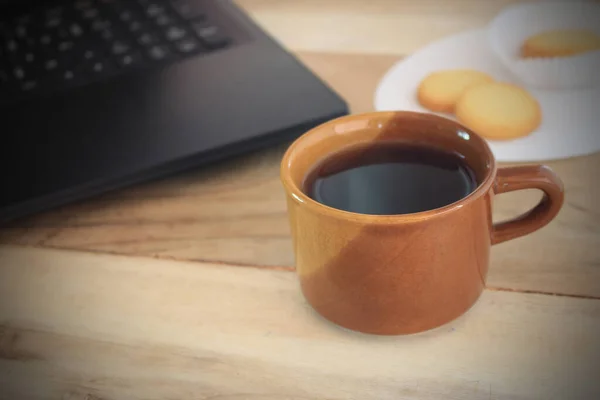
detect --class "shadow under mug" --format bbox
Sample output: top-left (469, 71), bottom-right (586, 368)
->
top-left (280, 111), bottom-right (564, 335)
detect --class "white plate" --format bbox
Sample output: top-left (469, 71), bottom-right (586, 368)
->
top-left (374, 29), bottom-right (600, 162)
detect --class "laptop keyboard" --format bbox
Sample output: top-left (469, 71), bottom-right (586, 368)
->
top-left (0, 0), bottom-right (233, 103)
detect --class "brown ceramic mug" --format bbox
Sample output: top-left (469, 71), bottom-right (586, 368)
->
top-left (281, 111), bottom-right (564, 335)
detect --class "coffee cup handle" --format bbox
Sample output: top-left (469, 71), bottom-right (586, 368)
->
top-left (492, 165), bottom-right (564, 245)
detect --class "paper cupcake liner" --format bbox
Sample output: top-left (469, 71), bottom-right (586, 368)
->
top-left (488, 1), bottom-right (600, 90)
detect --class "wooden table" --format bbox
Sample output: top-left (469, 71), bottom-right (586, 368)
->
top-left (1, 1), bottom-right (599, 399)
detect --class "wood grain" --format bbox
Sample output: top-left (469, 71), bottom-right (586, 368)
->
top-left (1, 246), bottom-right (599, 400)
top-left (235, 0), bottom-right (543, 55)
top-left (0, 1), bottom-right (598, 398)
top-left (0, 52), bottom-right (598, 298)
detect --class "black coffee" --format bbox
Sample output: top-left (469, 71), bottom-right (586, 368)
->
top-left (304, 143), bottom-right (477, 215)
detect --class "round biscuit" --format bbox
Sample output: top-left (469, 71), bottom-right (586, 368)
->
top-left (455, 83), bottom-right (541, 141)
top-left (417, 70), bottom-right (494, 113)
top-left (521, 29), bottom-right (600, 58)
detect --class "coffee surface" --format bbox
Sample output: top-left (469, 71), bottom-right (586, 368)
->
top-left (303, 142), bottom-right (477, 215)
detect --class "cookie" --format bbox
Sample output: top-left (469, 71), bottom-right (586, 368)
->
top-left (521, 29), bottom-right (600, 58)
top-left (417, 70), bottom-right (494, 113)
top-left (455, 83), bottom-right (541, 141)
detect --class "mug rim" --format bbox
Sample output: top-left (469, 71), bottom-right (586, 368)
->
top-left (281, 111), bottom-right (498, 223)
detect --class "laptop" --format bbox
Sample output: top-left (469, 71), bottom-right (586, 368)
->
top-left (0, 0), bottom-right (348, 223)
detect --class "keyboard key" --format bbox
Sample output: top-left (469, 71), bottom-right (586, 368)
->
top-left (69, 23), bottom-right (85, 38)
top-left (95, 26), bottom-right (111, 40)
top-left (81, 8), bottom-right (100, 20)
top-left (15, 25), bottom-right (28, 39)
top-left (191, 21), bottom-right (229, 49)
top-left (60, 69), bottom-right (85, 85)
top-left (39, 34), bottom-right (52, 46)
top-left (82, 49), bottom-right (97, 61)
top-left (137, 32), bottom-right (159, 47)
top-left (119, 10), bottom-right (134, 22)
top-left (128, 21), bottom-right (146, 33)
top-left (13, 66), bottom-right (25, 80)
top-left (116, 52), bottom-right (144, 68)
top-left (99, 28), bottom-right (124, 42)
top-left (84, 59), bottom-right (117, 76)
top-left (91, 20), bottom-right (112, 32)
top-left (145, 4), bottom-right (166, 17)
top-left (91, 62), bottom-right (105, 73)
top-left (165, 26), bottom-right (187, 41)
top-left (0, 0), bottom-right (233, 103)
top-left (57, 42), bottom-right (76, 65)
top-left (20, 79), bottom-right (38, 92)
top-left (146, 44), bottom-right (171, 61)
top-left (44, 58), bottom-right (59, 71)
top-left (6, 39), bottom-right (19, 53)
top-left (155, 13), bottom-right (175, 27)
top-left (16, 14), bottom-right (34, 25)
top-left (111, 40), bottom-right (132, 55)
top-left (57, 40), bottom-right (75, 52)
top-left (45, 15), bottom-right (63, 29)
top-left (174, 37), bottom-right (201, 54)
top-left (171, 1), bottom-right (206, 19)
top-left (23, 52), bottom-right (35, 63)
